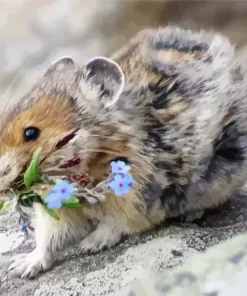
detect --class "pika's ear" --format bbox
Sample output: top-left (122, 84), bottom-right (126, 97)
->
top-left (44, 56), bottom-right (76, 76)
top-left (81, 57), bottom-right (125, 108)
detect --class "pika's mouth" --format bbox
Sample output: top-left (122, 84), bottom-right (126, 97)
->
top-left (8, 128), bottom-right (89, 191)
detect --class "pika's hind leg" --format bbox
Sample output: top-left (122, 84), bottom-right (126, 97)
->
top-left (79, 216), bottom-right (133, 252)
top-left (79, 195), bottom-right (159, 253)
top-left (9, 204), bottom-right (89, 279)
top-left (185, 141), bottom-right (247, 217)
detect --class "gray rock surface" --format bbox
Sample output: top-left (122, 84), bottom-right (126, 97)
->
top-left (116, 227), bottom-right (247, 296)
top-left (1, 192), bottom-right (247, 295)
top-left (1, 1), bottom-right (247, 295)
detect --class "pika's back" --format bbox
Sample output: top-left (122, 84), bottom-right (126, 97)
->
top-left (109, 26), bottom-right (236, 148)
top-left (111, 27), bottom-right (235, 91)
top-left (108, 27), bottom-right (247, 219)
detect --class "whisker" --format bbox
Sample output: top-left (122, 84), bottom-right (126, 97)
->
top-left (86, 134), bottom-right (126, 141)
top-left (41, 167), bottom-right (64, 173)
top-left (78, 149), bottom-right (147, 172)
top-left (78, 148), bottom-right (125, 157)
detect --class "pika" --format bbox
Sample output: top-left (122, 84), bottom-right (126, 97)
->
top-left (3, 26), bottom-right (247, 279)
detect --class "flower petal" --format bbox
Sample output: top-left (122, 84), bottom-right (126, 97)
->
top-left (114, 187), bottom-right (123, 196)
top-left (20, 223), bottom-right (27, 232)
top-left (48, 180), bottom-right (75, 202)
top-left (110, 160), bottom-right (131, 173)
top-left (47, 198), bottom-right (62, 209)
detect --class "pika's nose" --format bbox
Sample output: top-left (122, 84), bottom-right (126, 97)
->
top-left (0, 152), bottom-right (21, 192)
top-left (0, 165), bottom-right (11, 177)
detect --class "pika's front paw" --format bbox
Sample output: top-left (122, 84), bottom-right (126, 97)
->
top-left (80, 223), bottom-right (123, 253)
top-left (8, 250), bottom-right (52, 279)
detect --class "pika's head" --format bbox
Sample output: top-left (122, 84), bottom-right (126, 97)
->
top-left (0, 56), bottom-right (139, 192)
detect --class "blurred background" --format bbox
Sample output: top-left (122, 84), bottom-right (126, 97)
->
top-left (1, 0), bottom-right (247, 106)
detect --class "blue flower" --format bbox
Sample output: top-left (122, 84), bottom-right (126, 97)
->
top-left (111, 161), bottom-right (131, 174)
top-left (44, 180), bottom-right (75, 209)
top-left (109, 173), bottom-right (134, 196)
top-left (126, 174), bottom-right (134, 186)
top-left (20, 222), bottom-right (27, 233)
top-left (50, 180), bottom-right (74, 200)
top-left (45, 193), bottom-right (63, 209)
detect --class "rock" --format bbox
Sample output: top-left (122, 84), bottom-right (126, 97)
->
top-left (1, 193), bottom-right (247, 295)
top-left (116, 231), bottom-right (247, 296)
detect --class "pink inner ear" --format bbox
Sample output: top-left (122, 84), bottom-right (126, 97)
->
top-left (55, 128), bottom-right (80, 150)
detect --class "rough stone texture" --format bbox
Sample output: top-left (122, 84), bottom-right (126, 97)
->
top-left (1, 1), bottom-right (247, 295)
top-left (1, 192), bottom-right (247, 295)
top-left (116, 230), bottom-right (247, 296)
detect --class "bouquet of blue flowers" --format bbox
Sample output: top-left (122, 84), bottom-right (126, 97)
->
top-left (0, 147), bottom-right (134, 234)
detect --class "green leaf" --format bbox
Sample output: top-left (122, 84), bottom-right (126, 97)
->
top-left (0, 201), bottom-right (4, 211)
top-left (41, 190), bottom-right (49, 200)
top-left (41, 204), bottom-right (60, 220)
top-left (18, 190), bottom-right (43, 208)
top-left (19, 195), bottom-right (34, 207)
top-left (0, 201), bottom-right (13, 214)
top-left (19, 189), bottom-right (34, 195)
top-left (20, 195), bottom-right (30, 200)
top-left (54, 179), bottom-right (62, 184)
top-left (62, 196), bottom-right (82, 208)
top-left (24, 147), bottom-right (43, 187)
top-left (3, 201), bottom-right (13, 211)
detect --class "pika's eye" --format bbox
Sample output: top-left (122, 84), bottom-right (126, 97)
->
top-left (23, 126), bottom-right (40, 142)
